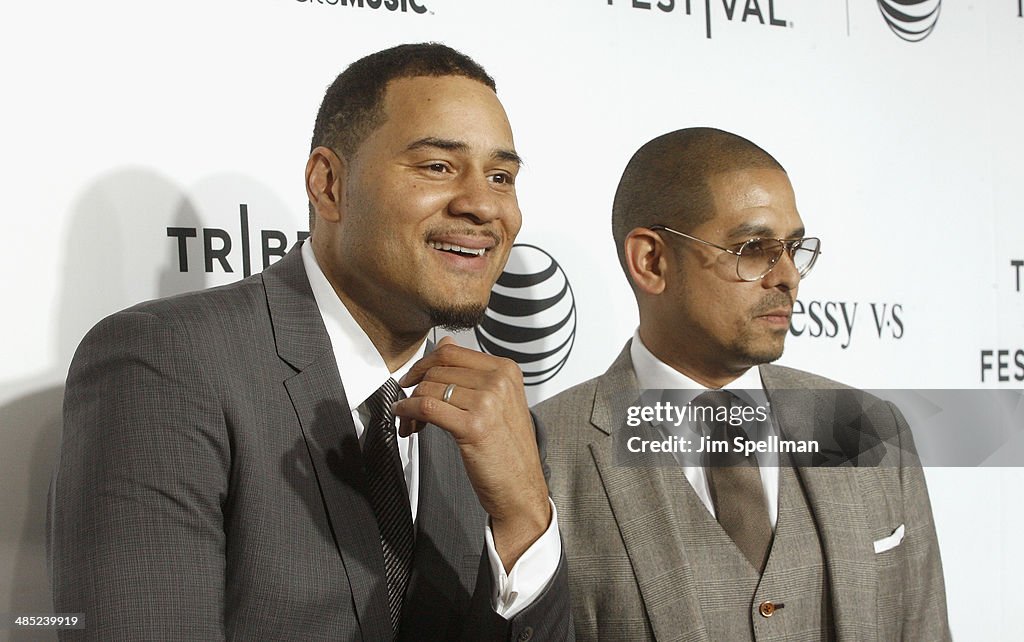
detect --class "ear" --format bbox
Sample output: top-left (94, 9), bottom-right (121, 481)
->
top-left (624, 227), bottom-right (669, 295)
top-left (305, 146), bottom-right (346, 225)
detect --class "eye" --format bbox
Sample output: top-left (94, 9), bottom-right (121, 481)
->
top-left (741, 239), bottom-right (767, 254)
top-left (489, 172), bottom-right (515, 186)
top-left (426, 162), bottom-right (450, 173)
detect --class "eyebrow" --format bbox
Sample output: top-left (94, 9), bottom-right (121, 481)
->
top-left (728, 221), bottom-right (805, 241)
top-left (406, 137), bottom-right (523, 167)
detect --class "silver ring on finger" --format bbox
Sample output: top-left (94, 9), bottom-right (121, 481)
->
top-left (442, 383), bottom-right (457, 404)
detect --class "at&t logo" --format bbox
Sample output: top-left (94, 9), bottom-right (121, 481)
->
top-left (877, 0), bottom-right (941, 42)
top-left (474, 245), bottom-right (576, 386)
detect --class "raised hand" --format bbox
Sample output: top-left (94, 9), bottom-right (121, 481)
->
top-left (396, 337), bottom-right (551, 571)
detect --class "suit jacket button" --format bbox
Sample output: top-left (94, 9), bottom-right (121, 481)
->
top-left (517, 626), bottom-right (534, 640)
top-left (759, 601), bottom-right (776, 617)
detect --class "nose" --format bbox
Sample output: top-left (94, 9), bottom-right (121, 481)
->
top-left (761, 247), bottom-right (801, 291)
top-left (448, 173), bottom-right (506, 224)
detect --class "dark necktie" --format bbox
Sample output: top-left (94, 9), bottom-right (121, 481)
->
top-left (364, 378), bottom-right (415, 635)
top-left (697, 390), bottom-right (773, 573)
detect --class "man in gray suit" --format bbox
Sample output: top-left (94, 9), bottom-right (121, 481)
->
top-left (534, 127), bottom-right (949, 641)
top-left (50, 44), bottom-right (570, 640)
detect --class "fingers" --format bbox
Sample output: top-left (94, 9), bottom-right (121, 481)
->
top-left (394, 337), bottom-right (528, 441)
top-left (411, 365), bottom-right (498, 389)
top-left (407, 380), bottom-right (483, 410)
top-left (399, 337), bottom-right (512, 387)
top-left (394, 378), bottom-right (498, 437)
top-left (393, 374), bottom-right (514, 439)
top-left (394, 392), bottom-right (469, 438)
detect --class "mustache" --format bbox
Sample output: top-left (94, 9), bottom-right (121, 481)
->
top-left (750, 294), bottom-right (794, 317)
top-left (423, 226), bottom-right (502, 245)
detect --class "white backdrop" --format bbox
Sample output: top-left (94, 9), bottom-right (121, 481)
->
top-left (2, 1), bottom-right (1022, 639)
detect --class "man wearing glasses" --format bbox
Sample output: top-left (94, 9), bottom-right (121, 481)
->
top-left (534, 127), bottom-right (949, 640)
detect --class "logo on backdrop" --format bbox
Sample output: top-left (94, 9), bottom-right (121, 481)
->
top-left (604, 0), bottom-right (791, 39)
top-left (877, 0), bottom-right (941, 42)
top-left (981, 350), bottom-right (1024, 383)
top-left (167, 204), bottom-right (309, 277)
top-left (788, 299), bottom-right (904, 350)
top-left (474, 244), bottom-right (576, 386)
top-left (979, 259), bottom-right (1024, 383)
top-left (293, 0), bottom-right (428, 14)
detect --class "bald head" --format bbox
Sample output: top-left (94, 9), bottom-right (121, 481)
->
top-left (611, 127), bottom-right (785, 277)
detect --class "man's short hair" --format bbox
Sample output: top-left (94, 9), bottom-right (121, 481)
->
top-left (308, 43), bottom-right (496, 230)
top-left (611, 127), bottom-right (785, 278)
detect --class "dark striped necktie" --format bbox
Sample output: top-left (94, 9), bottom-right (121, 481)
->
top-left (364, 378), bottom-right (415, 635)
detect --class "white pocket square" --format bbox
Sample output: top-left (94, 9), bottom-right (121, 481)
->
top-left (873, 524), bottom-right (905, 553)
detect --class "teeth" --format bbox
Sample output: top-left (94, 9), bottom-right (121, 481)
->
top-left (428, 241), bottom-right (486, 256)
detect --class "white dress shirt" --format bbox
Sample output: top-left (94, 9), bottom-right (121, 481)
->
top-left (300, 241), bottom-right (560, 617)
top-left (630, 330), bottom-right (781, 529)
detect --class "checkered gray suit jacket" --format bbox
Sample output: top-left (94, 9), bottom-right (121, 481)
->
top-left (49, 247), bottom-right (571, 641)
top-left (533, 343), bottom-right (950, 641)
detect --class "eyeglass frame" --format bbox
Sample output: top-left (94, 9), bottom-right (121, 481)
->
top-left (647, 224), bottom-right (821, 282)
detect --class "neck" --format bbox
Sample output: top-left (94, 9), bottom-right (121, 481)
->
top-left (337, 290), bottom-right (427, 372)
top-left (313, 241), bottom-right (428, 373)
top-left (638, 326), bottom-right (749, 389)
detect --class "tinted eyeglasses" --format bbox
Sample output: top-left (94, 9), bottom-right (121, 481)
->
top-left (648, 224), bottom-right (821, 282)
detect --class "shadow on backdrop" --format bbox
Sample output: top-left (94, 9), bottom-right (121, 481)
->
top-left (0, 167), bottom-right (205, 641)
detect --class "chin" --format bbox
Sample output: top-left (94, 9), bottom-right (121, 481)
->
top-left (736, 341), bottom-right (786, 366)
top-left (733, 327), bottom-right (789, 364)
top-left (755, 346), bottom-right (786, 364)
top-left (428, 302), bottom-right (488, 332)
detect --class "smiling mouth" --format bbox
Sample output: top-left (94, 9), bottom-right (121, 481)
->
top-left (427, 240), bottom-right (489, 257)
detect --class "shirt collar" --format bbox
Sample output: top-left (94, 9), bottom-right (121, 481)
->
top-left (301, 240), bottom-right (425, 411)
top-left (629, 329), bottom-right (766, 401)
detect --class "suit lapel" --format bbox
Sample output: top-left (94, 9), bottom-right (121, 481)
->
top-left (402, 421), bottom-right (480, 625)
top-left (589, 345), bottom-right (710, 642)
top-left (760, 365), bottom-right (879, 642)
top-left (265, 248), bottom-right (392, 642)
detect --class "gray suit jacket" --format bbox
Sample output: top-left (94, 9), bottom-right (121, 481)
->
top-left (534, 342), bottom-right (949, 642)
top-left (49, 248), bottom-right (571, 641)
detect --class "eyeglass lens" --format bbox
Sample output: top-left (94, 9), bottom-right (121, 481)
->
top-left (737, 238), bottom-right (819, 281)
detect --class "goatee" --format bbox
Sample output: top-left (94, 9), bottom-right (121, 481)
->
top-left (429, 303), bottom-right (488, 332)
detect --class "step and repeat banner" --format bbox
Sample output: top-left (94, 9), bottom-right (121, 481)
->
top-left (2, 1), bottom-right (1022, 638)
